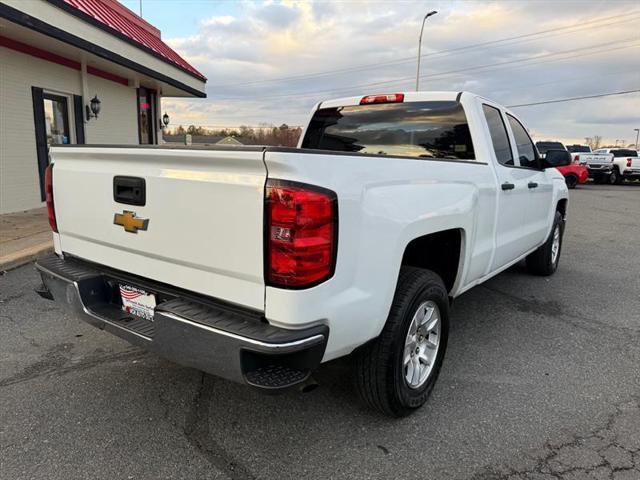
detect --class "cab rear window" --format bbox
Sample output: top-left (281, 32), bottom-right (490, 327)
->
top-left (612, 149), bottom-right (637, 157)
top-left (535, 142), bottom-right (565, 154)
top-left (301, 101), bottom-right (475, 160)
top-left (566, 145), bottom-right (590, 153)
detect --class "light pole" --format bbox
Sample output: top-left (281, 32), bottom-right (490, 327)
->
top-left (416, 11), bottom-right (438, 91)
top-left (634, 128), bottom-right (639, 149)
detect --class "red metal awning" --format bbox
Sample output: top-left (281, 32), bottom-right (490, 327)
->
top-left (62, 0), bottom-right (206, 81)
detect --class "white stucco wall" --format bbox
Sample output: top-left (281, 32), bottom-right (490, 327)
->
top-left (84, 75), bottom-right (138, 145)
top-left (0, 46), bottom-right (139, 214)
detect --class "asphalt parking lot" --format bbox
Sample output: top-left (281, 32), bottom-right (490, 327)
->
top-left (1, 182), bottom-right (639, 480)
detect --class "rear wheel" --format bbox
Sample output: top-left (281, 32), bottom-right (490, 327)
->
top-left (526, 211), bottom-right (564, 276)
top-left (609, 168), bottom-right (622, 185)
top-left (354, 267), bottom-right (449, 417)
top-left (564, 174), bottom-right (578, 189)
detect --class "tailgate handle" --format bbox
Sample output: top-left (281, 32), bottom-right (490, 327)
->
top-left (113, 176), bottom-right (146, 206)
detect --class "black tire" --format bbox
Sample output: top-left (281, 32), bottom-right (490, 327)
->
top-left (354, 267), bottom-right (449, 417)
top-left (526, 211), bottom-right (564, 276)
top-left (609, 168), bottom-right (622, 185)
top-left (565, 174), bottom-right (578, 189)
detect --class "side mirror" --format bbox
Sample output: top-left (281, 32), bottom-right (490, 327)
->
top-left (544, 149), bottom-right (571, 168)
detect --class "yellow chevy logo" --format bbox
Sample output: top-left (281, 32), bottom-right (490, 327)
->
top-left (113, 211), bottom-right (149, 234)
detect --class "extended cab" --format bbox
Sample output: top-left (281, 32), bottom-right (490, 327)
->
top-left (589, 148), bottom-right (640, 184)
top-left (36, 92), bottom-right (570, 416)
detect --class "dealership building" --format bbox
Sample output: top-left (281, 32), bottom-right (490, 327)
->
top-left (0, 0), bottom-right (206, 214)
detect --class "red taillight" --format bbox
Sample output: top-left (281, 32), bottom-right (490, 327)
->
top-left (627, 158), bottom-right (632, 167)
top-left (265, 180), bottom-right (337, 288)
top-left (574, 155), bottom-right (580, 162)
top-left (360, 93), bottom-right (404, 105)
top-left (44, 164), bottom-right (58, 232)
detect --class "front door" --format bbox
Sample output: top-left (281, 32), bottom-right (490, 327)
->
top-left (32, 87), bottom-right (81, 200)
top-left (505, 113), bottom-right (554, 249)
top-left (43, 93), bottom-right (71, 147)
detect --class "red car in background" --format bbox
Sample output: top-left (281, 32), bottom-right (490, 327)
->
top-left (556, 164), bottom-right (588, 189)
top-left (536, 141), bottom-right (588, 189)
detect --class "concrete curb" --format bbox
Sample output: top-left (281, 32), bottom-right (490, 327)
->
top-left (0, 242), bottom-right (53, 272)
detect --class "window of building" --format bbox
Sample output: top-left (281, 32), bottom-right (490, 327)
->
top-left (302, 101), bottom-right (475, 160)
top-left (482, 104), bottom-right (513, 166)
top-left (506, 114), bottom-right (539, 168)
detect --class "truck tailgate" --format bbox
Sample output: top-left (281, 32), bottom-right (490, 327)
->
top-left (50, 146), bottom-right (267, 311)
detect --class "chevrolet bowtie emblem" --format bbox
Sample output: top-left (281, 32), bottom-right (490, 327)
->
top-left (114, 211), bottom-right (149, 233)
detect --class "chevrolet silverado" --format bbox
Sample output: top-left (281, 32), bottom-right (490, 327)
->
top-left (36, 91), bottom-right (571, 416)
top-left (590, 148), bottom-right (640, 184)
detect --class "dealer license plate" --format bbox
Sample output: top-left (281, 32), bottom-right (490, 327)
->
top-left (119, 284), bottom-right (156, 321)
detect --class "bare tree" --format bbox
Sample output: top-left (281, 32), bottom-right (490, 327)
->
top-left (584, 135), bottom-right (602, 150)
top-left (164, 124), bottom-right (303, 146)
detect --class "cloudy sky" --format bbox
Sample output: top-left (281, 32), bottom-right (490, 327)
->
top-left (120, 0), bottom-right (640, 145)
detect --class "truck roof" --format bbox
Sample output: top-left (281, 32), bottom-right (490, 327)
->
top-left (319, 91), bottom-right (464, 109)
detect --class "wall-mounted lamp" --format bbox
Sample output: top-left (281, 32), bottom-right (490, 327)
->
top-left (160, 113), bottom-right (170, 129)
top-left (85, 95), bottom-right (101, 121)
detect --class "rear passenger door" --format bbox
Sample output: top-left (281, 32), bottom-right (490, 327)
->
top-left (482, 103), bottom-right (532, 270)
top-left (505, 114), bottom-right (554, 249)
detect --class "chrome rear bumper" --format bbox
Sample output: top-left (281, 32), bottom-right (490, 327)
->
top-left (35, 254), bottom-right (328, 391)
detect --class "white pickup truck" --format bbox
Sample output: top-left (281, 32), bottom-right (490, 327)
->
top-left (565, 144), bottom-right (609, 165)
top-left (36, 91), bottom-right (570, 416)
top-left (589, 148), bottom-right (640, 184)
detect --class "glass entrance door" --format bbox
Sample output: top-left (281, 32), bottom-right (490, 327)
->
top-left (43, 94), bottom-right (71, 146)
top-left (137, 87), bottom-right (157, 144)
top-left (32, 88), bottom-right (75, 200)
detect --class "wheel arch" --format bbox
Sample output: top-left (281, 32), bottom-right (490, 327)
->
top-left (400, 228), bottom-right (464, 294)
top-left (556, 198), bottom-right (568, 219)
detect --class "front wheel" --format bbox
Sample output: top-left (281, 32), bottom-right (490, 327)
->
top-left (354, 267), bottom-right (449, 417)
top-left (526, 211), bottom-right (564, 276)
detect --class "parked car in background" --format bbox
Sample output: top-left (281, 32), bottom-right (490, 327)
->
top-left (555, 162), bottom-right (588, 189)
top-left (590, 148), bottom-right (640, 184)
top-left (536, 141), bottom-right (566, 158)
top-left (565, 144), bottom-right (608, 165)
top-left (566, 144), bottom-right (590, 154)
top-left (36, 91), bottom-right (571, 417)
top-left (536, 142), bottom-right (588, 189)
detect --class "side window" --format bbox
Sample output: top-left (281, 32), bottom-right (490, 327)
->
top-left (506, 114), bottom-right (539, 168)
top-left (482, 104), bottom-right (513, 166)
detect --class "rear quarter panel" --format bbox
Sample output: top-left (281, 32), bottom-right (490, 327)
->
top-left (263, 149), bottom-right (497, 360)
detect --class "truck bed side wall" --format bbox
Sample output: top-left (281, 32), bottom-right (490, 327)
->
top-left (263, 150), bottom-right (497, 360)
